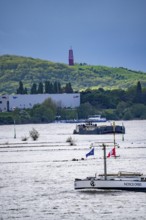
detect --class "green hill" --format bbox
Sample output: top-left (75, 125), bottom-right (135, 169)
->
top-left (0, 55), bottom-right (146, 94)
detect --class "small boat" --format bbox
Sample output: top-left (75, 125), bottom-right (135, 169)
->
top-left (56, 115), bottom-right (106, 124)
top-left (74, 125), bottom-right (146, 192)
top-left (87, 115), bottom-right (107, 122)
top-left (73, 122), bottom-right (125, 135)
top-left (74, 170), bottom-right (146, 192)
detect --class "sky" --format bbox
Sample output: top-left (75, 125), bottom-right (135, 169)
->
top-left (0, 0), bottom-right (146, 72)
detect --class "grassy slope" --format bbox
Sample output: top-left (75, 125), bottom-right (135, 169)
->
top-left (0, 55), bottom-right (146, 94)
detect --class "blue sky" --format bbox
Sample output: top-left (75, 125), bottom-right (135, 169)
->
top-left (0, 0), bottom-right (146, 71)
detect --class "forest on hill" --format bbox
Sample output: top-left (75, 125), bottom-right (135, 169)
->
top-left (0, 55), bottom-right (146, 94)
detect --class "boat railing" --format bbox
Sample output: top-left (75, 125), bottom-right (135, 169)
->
top-left (98, 171), bottom-right (143, 177)
top-left (117, 171), bottom-right (143, 176)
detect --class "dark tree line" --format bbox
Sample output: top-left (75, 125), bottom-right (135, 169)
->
top-left (79, 81), bottom-right (146, 120)
top-left (15, 80), bottom-right (146, 121)
top-left (16, 81), bottom-right (73, 94)
top-left (81, 81), bottom-right (146, 108)
top-left (16, 81), bottom-right (28, 94)
top-left (1, 81), bottom-right (146, 125)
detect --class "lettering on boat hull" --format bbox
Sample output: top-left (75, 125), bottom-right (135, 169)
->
top-left (124, 182), bottom-right (142, 187)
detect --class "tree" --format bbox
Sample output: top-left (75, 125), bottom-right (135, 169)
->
top-left (44, 80), bottom-right (50, 93)
top-left (135, 81), bottom-right (142, 103)
top-left (77, 102), bottom-right (95, 119)
top-left (30, 83), bottom-right (37, 94)
top-left (131, 103), bottom-right (146, 119)
top-left (23, 87), bottom-right (28, 94)
top-left (16, 81), bottom-right (24, 94)
top-left (45, 81), bottom-right (54, 93)
top-left (64, 82), bottom-right (73, 93)
top-left (50, 82), bottom-right (54, 93)
top-left (31, 98), bottom-right (57, 122)
top-left (137, 81), bottom-right (142, 94)
top-left (54, 81), bottom-right (62, 93)
top-left (142, 88), bottom-right (146, 105)
top-left (116, 101), bottom-right (129, 118)
top-left (37, 82), bottom-right (43, 94)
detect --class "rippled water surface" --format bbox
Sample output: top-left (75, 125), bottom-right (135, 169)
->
top-left (0, 121), bottom-right (146, 219)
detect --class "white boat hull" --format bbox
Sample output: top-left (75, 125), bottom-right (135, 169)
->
top-left (74, 142), bottom-right (146, 192)
top-left (74, 179), bottom-right (146, 192)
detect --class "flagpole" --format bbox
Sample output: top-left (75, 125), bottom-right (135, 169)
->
top-left (122, 122), bottom-right (124, 141)
top-left (14, 120), bottom-right (16, 139)
top-left (113, 122), bottom-right (116, 158)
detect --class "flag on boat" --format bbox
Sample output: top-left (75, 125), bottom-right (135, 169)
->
top-left (107, 147), bottom-right (116, 158)
top-left (86, 148), bottom-right (94, 158)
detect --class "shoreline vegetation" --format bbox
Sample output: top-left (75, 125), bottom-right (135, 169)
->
top-left (0, 55), bottom-right (146, 124)
top-left (0, 80), bottom-right (146, 125)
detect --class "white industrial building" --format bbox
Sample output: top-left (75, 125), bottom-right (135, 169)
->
top-left (0, 93), bottom-right (80, 112)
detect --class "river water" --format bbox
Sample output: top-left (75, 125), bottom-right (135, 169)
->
top-left (0, 120), bottom-right (146, 220)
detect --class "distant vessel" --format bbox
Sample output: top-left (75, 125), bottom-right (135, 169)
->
top-left (87, 115), bottom-right (107, 122)
top-left (74, 125), bottom-right (146, 192)
top-left (56, 115), bottom-right (106, 124)
top-left (73, 122), bottom-right (125, 135)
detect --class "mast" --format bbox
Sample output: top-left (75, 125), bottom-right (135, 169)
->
top-left (103, 143), bottom-right (107, 180)
top-left (103, 122), bottom-right (116, 180)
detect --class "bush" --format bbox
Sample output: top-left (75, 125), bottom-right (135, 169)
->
top-left (29, 128), bottom-right (39, 141)
top-left (66, 136), bottom-right (76, 146)
top-left (21, 136), bottom-right (28, 141)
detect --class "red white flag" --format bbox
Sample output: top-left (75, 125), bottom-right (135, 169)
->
top-left (107, 147), bottom-right (116, 158)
